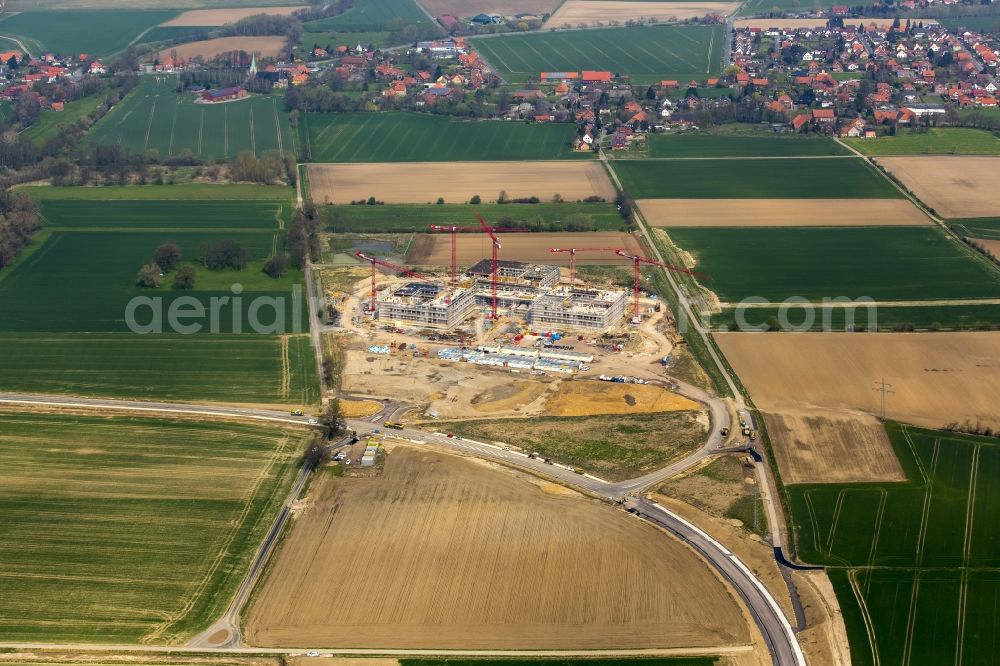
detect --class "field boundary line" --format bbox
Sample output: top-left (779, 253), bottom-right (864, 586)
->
top-left (168, 97), bottom-right (179, 156)
top-left (224, 106), bottom-right (229, 158)
top-left (864, 489), bottom-right (888, 596)
top-left (279, 336), bottom-right (290, 399)
top-left (143, 91), bottom-right (157, 151)
top-left (825, 490), bottom-right (846, 556)
top-left (197, 108), bottom-right (204, 156)
top-left (848, 569), bottom-right (881, 666)
top-left (249, 104), bottom-right (256, 155)
top-left (955, 443), bottom-right (980, 665)
top-left (803, 492), bottom-right (822, 556)
top-left (272, 98), bottom-right (284, 154)
top-left (902, 438), bottom-right (939, 666)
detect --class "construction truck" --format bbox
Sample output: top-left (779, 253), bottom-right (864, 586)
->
top-left (383, 421), bottom-right (404, 430)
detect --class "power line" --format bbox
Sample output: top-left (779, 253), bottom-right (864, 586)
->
top-left (873, 377), bottom-right (895, 420)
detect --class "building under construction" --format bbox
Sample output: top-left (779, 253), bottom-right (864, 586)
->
top-left (376, 282), bottom-right (476, 329)
top-left (375, 260), bottom-right (627, 331)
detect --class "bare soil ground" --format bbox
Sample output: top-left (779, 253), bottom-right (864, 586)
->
top-left (417, 0), bottom-right (561, 17)
top-left (160, 6), bottom-right (305, 26)
top-left (717, 332), bottom-right (1000, 431)
top-left (792, 570), bottom-right (853, 666)
top-left (639, 198), bottom-right (930, 227)
top-left (159, 36), bottom-right (285, 61)
top-left (307, 162), bottom-right (615, 205)
top-left (341, 351), bottom-right (694, 419)
top-left (406, 231), bottom-right (643, 265)
top-left (244, 446), bottom-right (752, 649)
top-left (339, 399), bottom-right (383, 417)
top-left (877, 156), bottom-right (1000, 218)
top-left (544, 0), bottom-right (738, 28)
top-left (545, 380), bottom-right (699, 415)
top-left (763, 409), bottom-right (905, 484)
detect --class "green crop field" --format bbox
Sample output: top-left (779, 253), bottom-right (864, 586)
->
top-left (298, 29), bottom-right (391, 52)
top-left (22, 91), bottom-right (105, 144)
top-left (469, 24), bottom-right (724, 85)
top-left (0, 411), bottom-right (309, 643)
top-left (0, 187), bottom-right (317, 405)
top-left (0, 10), bottom-right (178, 57)
top-left (738, 0), bottom-right (842, 15)
top-left (940, 16), bottom-right (1000, 33)
top-left (303, 0), bottom-right (433, 32)
top-left (322, 202), bottom-right (625, 233)
top-left (647, 134), bottom-right (851, 158)
top-left (843, 128), bottom-right (1000, 156)
top-left (138, 25), bottom-right (212, 46)
top-left (300, 112), bottom-right (582, 162)
top-left (665, 226), bottom-right (1000, 303)
top-left (787, 424), bottom-right (1000, 666)
top-left (952, 218), bottom-right (1000, 241)
top-left (614, 157), bottom-right (901, 198)
top-left (87, 76), bottom-right (293, 161)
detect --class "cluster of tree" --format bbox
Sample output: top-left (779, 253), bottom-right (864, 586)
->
top-left (348, 197), bottom-right (386, 205)
top-left (494, 212), bottom-right (602, 232)
top-left (135, 242), bottom-right (198, 289)
top-left (287, 204), bottom-right (321, 268)
top-left (222, 13), bottom-right (300, 38)
top-left (615, 190), bottom-right (635, 227)
top-left (0, 190), bottom-right (41, 270)
top-left (943, 420), bottom-right (1000, 439)
top-left (175, 67), bottom-right (266, 92)
top-left (231, 150), bottom-right (296, 184)
top-left (202, 239), bottom-right (249, 271)
top-left (263, 252), bottom-right (288, 277)
top-left (284, 84), bottom-right (368, 115)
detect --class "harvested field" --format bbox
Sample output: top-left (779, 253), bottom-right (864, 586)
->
top-left (159, 36), bottom-right (286, 61)
top-left (417, 0), bottom-right (561, 17)
top-left (717, 332), bottom-right (1000, 431)
top-left (406, 231), bottom-right (642, 266)
top-left (545, 380), bottom-right (699, 416)
top-left (763, 409), bottom-right (905, 485)
top-left (160, 7), bottom-right (305, 26)
top-left (544, 1), bottom-right (738, 29)
top-left (877, 156), bottom-right (1000, 218)
top-left (639, 199), bottom-right (930, 227)
top-left (244, 446), bottom-right (750, 648)
top-left (307, 162), bottom-right (615, 204)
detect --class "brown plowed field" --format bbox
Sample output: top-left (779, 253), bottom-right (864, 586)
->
top-left (160, 6), bottom-right (305, 26)
top-left (877, 157), bottom-right (1000, 218)
top-left (639, 199), bottom-right (930, 227)
top-left (717, 332), bottom-right (1000, 431)
top-left (546, 380), bottom-right (700, 415)
top-left (544, 0), bottom-right (738, 28)
top-left (975, 238), bottom-right (1000, 259)
top-left (307, 162), bottom-right (615, 205)
top-left (763, 409), bottom-right (905, 484)
top-left (243, 446), bottom-right (752, 649)
top-left (417, 0), bottom-right (561, 17)
top-left (406, 231), bottom-right (642, 265)
top-left (159, 36), bottom-right (286, 61)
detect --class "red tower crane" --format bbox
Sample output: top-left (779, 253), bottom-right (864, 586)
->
top-left (429, 224), bottom-right (529, 287)
top-left (476, 213), bottom-right (502, 320)
top-left (615, 250), bottom-right (706, 322)
top-left (355, 251), bottom-right (425, 313)
top-left (547, 247), bottom-right (623, 288)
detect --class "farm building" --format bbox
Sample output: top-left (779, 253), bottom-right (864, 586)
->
top-left (199, 86), bottom-right (248, 103)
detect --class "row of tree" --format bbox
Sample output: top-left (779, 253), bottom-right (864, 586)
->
top-left (0, 191), bottom-right (41, 270)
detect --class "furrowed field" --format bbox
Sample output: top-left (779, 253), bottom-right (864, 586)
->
top-left (0, 10), bottom-right (178, 57)
top-left (300, 112), bottom-right (582, 162)
top-left (664, 226), bottom-right (1000, 302)
top-left (0, 412), bottom-right (309, 643)
top-left (788, 424), bottom-right (1000, 666)
top-left (0, 186), bottom-right (318, 405)
top-left (87, 77), bottom-right (293, 161)
top-left (843, 128), bottom-right (1000, 156)
top-left (647, 134), bottom-right (850, 158)
top-left (321, 202), bottom-right (626, 233)
top-left (615, 157), bottom-right (900, 198)
top-left (469, 24), bottom-right (724, 85)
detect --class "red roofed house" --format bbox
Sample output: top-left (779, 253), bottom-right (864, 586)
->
top-left (50, 101), bottom-right (64, 112)
top-left (582, 70), bottom-right (612, 83)
top-left (812, 108), bottom-right (835, 122)
top-left (792, 114), bottom-right (811, 131)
